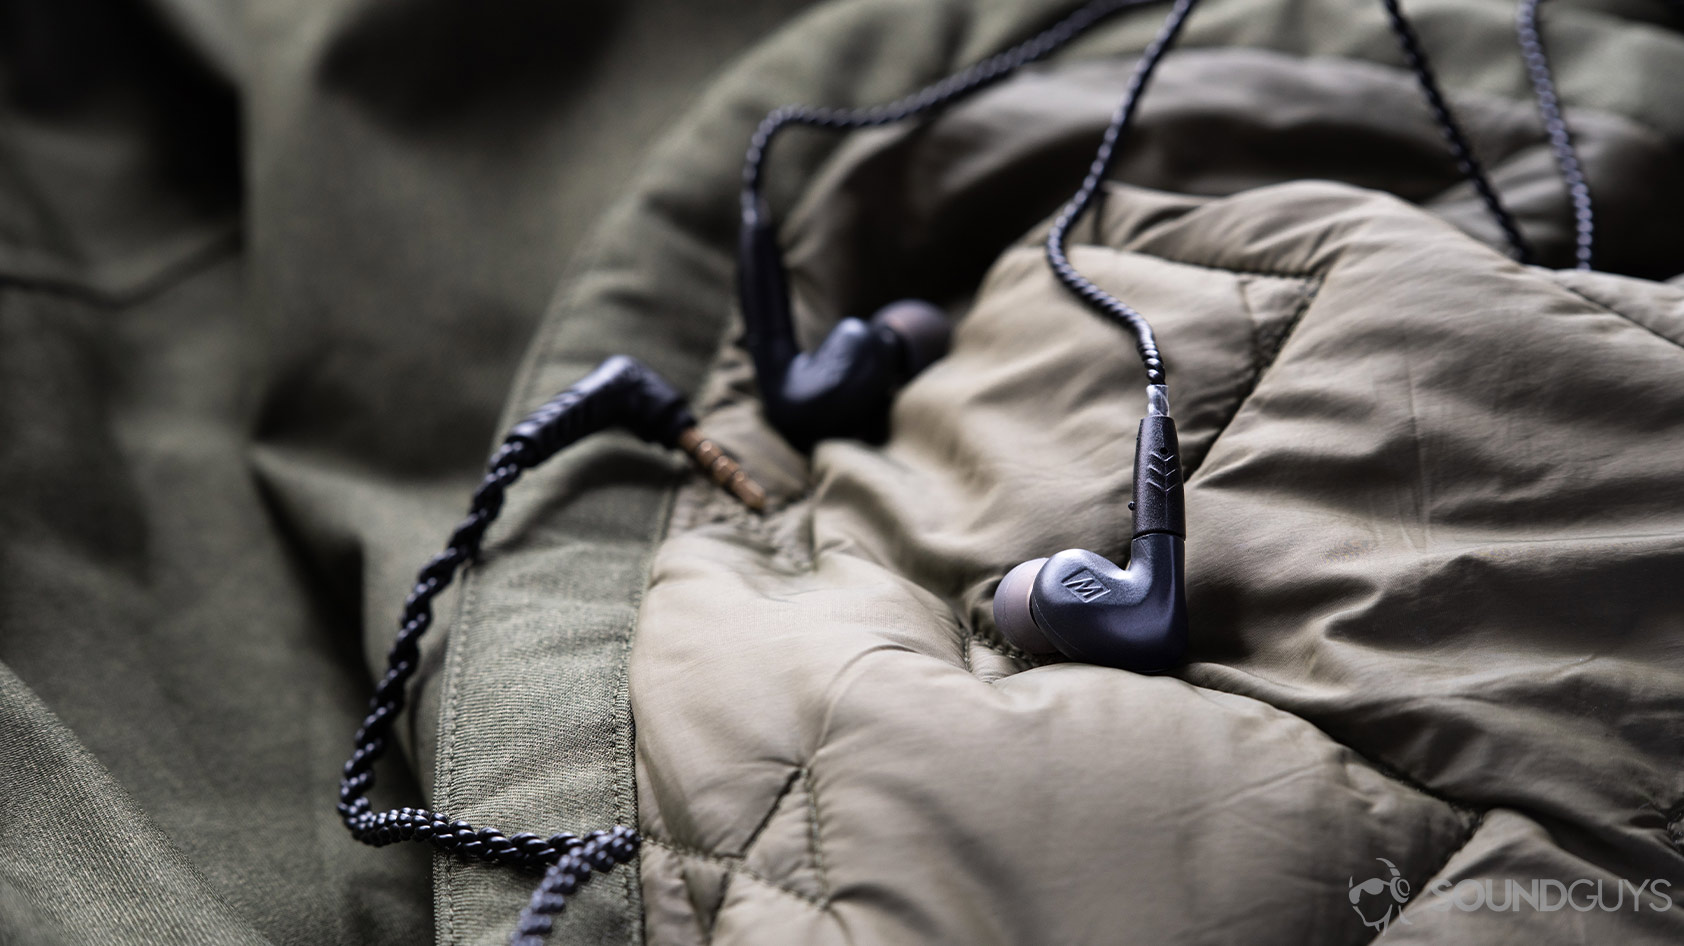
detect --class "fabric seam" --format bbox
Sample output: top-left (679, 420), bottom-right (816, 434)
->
top-left (1547, 278), bottom-right (1684, 352)
top-left (700, 871), bottom-right (733, 945)
top-left (739, 768), bottom-right (804, 859)
top-left (623, 477), bottom-right (683, 941)
top-left (1198, 273), bottom-right (1324, 480)
top-left (641, 836), bottom-right (829, 910)
top-left (802, 766), bottom-right (832, 905)
top-left (437, 558), bottom-right (482, 946)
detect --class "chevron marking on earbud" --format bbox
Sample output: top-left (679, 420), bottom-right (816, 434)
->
top-left (1144, 450), bottom-right (1181, 493)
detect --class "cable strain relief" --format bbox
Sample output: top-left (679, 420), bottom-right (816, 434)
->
top-left (615, 357), bottom-right (696, 447)
top-left (1146, 384), bottom-right (1170, 417)
top-left (504, 356), bottom-right (695, 464)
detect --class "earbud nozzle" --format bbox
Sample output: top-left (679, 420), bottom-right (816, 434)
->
top-left (870, 300), bottom-right (951, 377)
top-left (993, 558), bottom-right (1055, 654)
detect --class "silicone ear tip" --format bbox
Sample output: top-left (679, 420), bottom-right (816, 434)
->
top-left (870, 299), bottom-right (951, 376)
top-left (993, 558), bottom-right (1055, 655)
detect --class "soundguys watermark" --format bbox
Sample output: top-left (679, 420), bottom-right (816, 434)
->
top-left (1348, 857), bottom-right (1674, 932)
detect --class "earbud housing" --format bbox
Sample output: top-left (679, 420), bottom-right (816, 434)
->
top-left (738, 202), bottom-right (950, 452)
top-left (993, 406), bottom-right (1188, 672)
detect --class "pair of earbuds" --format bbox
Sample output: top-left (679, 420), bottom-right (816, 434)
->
top-left (734, 0), bottom-right (1600, 673)
top-left (739, 167), bottom-right (1189, 674)
top-left (341, 3), bottom-right (1608, 938)
top-left (737, 0), bottom-right (1198, 674)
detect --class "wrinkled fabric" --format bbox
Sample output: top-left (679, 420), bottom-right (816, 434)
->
top-left (4, 0), bottom-right (1683, 945)
top-left (571, 1), bottom-right (1683, 943)
top-left (0, 1), bottom-right (814, 944)
top-left (634, 176), bottom-right (1684, 942)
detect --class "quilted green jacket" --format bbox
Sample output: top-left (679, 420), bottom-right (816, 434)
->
top-left (2, 1), bottom-right (1681, 944)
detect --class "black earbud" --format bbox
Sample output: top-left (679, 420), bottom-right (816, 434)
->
top-left (738, 197), bottom-right (951, 454)
top-left (993, 387), bottom-right (1188, 672)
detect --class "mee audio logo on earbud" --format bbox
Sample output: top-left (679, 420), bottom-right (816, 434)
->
top-left (1060, 568), bottom-right (1110, 602)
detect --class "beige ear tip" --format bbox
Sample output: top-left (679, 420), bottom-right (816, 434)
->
top-left (993, 558), bottom-right (1053, 655)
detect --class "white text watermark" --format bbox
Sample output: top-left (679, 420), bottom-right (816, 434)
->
top-left (1348, 857), bottom-right (1674, 932)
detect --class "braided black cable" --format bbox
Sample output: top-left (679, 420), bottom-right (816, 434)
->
top-left (745, 0), bottom-right (1541, 406)
top-left (337, 438), bottom-right (641, 867)
top-left (334, 434), bottom-right (639, 930)
top-left (1044, 0), bottom-right (1198, 393)
top-left (335, 438), bottom-right (550, 865)
top-left (1378, 0), bottom-right (1535, 263)
top-left (1517, 0), bottom-right (1594, 270)
top-left (507, 827), bottom-right (638, 946)
top-left (740, 0), bottom-right (1160, 220)
top-left (337, 356), bottom-right (710, 941)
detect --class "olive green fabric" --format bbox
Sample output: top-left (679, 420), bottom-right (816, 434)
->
top-left (0, 1), bottom-right (814, 944)
top-left (634, 174), bottom-right (1684, 939)
top-left (5, 1), bottom-right (1684, 946)
top-left (553, 1), bottom-right (1679, 943)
